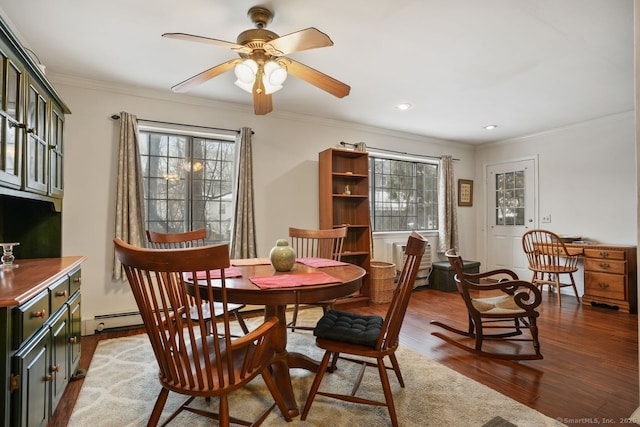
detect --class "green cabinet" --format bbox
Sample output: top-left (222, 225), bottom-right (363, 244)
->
top-left (0, 258), bottom-right (84, 427)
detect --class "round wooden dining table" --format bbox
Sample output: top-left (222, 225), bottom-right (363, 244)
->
top-left (192, 259), bottom-right (366, 419)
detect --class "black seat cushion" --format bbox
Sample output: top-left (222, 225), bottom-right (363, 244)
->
top-left (313, 309), bottom-right (383, 348)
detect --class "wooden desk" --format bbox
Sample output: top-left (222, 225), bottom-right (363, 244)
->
top-left (563, 243), bottom-right (637, 313)
top-left (191, 260), bottom-right (366, 418)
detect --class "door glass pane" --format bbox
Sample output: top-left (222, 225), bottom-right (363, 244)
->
top-left (495, 170), bottom-right (526, 226)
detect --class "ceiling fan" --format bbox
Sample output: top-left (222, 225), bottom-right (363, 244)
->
top-left (163, 6), bottom-right (351, 115)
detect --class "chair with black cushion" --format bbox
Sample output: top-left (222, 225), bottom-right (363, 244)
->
top-left (287, 226), bottom-right (347, 331)
top-left (522, 229), bottom-right (581, 306)
top-left (301, 231), bottom-right (427, 427)
top-left (146, 229), bottom-right (249, 335)
top-left (430, 249), bottom-right (543, 361)
top-left (113, 239), bottom-right (290, 426)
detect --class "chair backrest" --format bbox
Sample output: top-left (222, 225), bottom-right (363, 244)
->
top-left (113, 238), bottom-right (275, 392)
top-left (146, 229), bottom-right (207, 249)
top-left (376, 231), bottom-right (427, 351)
top-left (445, 249), bottom-right (481, 312)
top-left (522, 229), bottom-right (579, 272)
top-left (289, 227), bottom-right (347, 260)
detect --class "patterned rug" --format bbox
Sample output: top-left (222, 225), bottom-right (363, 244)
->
top-left (69, 310), bottom-right (564, 426)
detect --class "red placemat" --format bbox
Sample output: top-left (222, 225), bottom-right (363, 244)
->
top-left (296, 257), bottom-right (349, 268)
top-left (249, 271), bottom-right (341, 289)
top-left (186, 267), bottom-right (242, 280)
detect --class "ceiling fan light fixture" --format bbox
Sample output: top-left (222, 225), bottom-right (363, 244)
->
top-left (234, 59), bottom-right (259, 93)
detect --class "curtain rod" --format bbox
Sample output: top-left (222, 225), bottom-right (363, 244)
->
top-left (110, 114), bottom-right (252, 135)
top-left (339, 141), bottom-right (459, 161)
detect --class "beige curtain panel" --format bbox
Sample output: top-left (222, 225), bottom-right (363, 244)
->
top-left (230, 127), bottom-right (257, 259)
top-left (437, 155), bottom-right (459, 253)
top-left (112, 112), bottom-right (146, 279)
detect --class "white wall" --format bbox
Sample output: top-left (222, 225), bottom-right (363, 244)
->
top-left (475, 112), bottom-right (637, 294)
top-left (51, 76), bottom-right (476, 331)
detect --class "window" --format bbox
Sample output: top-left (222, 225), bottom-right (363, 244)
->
top-left (494, 170), bottom-right (525, 226)
top-left (138, 129), bottom-right (236, 244)
top-left (369, 156), bottom-right (438, 232)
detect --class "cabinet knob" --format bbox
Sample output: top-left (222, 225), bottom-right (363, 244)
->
top-left (69, 336), bottom-right (78, 344)
top-left (55, 290), bottom-right (67, 297)
top-left (598, 283), bottom-right (610, 289)
top-left (51, 364), bottom-right (60, 372)
top-left (45, 374), bottom-right (54, 382)
top-left (32, 309), bottom-right (46, 318)
top-left (599, 263), bottom-right (610, 269)
top-left (74, 277), bottom-right (81, 284)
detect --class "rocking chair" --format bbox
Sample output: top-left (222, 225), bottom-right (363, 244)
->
top-left (430, 249), bottom-right (543, 360)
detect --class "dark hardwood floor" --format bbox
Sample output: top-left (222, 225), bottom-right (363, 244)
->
top-left (50, 288), bottom-right (638, 426)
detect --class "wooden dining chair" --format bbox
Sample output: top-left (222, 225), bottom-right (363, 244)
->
top-left (301, 231), bottom-right (427, 427)
top-left (522, 229), bottom-right (581, 306)
top-left (113, 239), bottom-right (291, 426)
top-left (287, 226), bottom-right (347, 331)
top-left (430, 249), bottom-right (543, 360)
top-left (146, 229), bottom-right (249, 335)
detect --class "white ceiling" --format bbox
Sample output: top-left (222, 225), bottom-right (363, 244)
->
top-left (0, 0), bottom-right (633, 144)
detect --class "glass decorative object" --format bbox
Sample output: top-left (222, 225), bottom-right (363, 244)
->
top-left (269, 239), bottom-right (296, 272)
top-left (1, 242), bottom-right (19, 269)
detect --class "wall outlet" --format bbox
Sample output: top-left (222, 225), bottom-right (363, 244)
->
top-left (541, 214), bottom-right (551, 223)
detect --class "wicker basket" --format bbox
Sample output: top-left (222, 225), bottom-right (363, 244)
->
top-left (370, 261), bottom-right (396, 304)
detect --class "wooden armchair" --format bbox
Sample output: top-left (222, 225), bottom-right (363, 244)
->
top-left (522, 229), bottom-right (581, 305)
top-left (430, 249), bottom-right (543, 361)
top-left (146, 229), bottom-right (249, 335)
top-left (287, 226), bottom-right (347, 331)
top-left (301, 232), bottom-right (427, 427)
top-left (113, 239), bottom-right (290, 426)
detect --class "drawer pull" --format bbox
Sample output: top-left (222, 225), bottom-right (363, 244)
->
top-left (599, 263), bottom-right (610, 269)
top-left (598, 283), bottom-right (610, 289)
top-left (51, 364), bottom-right (60, 372)
top-left (55, 290), bottom-right (67, 297)
top-left (45, 374), bottom-right (53, 382)
top-left (69, 336), bottom-right (78, 344)
top-left (599, 251), bottom-right (610, 258)
top-left (32, 309), bottom-right (46, 318)
top-left (74, 277), bottom-right (81, 284)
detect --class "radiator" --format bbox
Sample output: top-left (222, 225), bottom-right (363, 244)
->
top-left (82, 311), bottom-right (143, 335)
top-left (392, 240), bottom-right (432, 288)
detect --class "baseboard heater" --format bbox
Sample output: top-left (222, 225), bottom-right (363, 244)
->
top-left (83, 311), bottom-right (143, 335)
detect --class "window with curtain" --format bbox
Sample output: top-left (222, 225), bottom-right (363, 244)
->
top-left (369, 155), bottom-right (439, 232)
top-left (138, 128), bottom-right (236, 244)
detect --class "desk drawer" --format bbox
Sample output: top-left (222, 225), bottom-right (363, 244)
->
top-left (584, 258), bottom-right (626, 275)
top-left (584, 249), bottom-right (626, 261)
top-left (585, 272), bottom-right (626, 300)
top-left (70, 268), bottom-right (82, 295)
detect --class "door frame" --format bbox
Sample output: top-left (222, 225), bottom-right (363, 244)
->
top-left (482, 155), bottom-right (539, 272)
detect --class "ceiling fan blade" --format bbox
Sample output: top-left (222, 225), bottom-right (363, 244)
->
top-left (171, 59), bottom-right (241, 93)
top-left (280, 58), bottom-right (350, 98)
top-left (254, 92), bottom-right (273, 115)
top-left (264, 27), bottom-right (333, 56)
top-left (162, 32), bottom-right (252, 54)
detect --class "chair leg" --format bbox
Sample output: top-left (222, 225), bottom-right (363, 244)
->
top-left (377, 356), bottom-right (399, 427)
top-left (301, 350), bottom-right (332, 421)
top-left (569, 272), bottom-right (580, 304)
top-left (388, 353), bottom-right (404, 387)
top-left (234, 311), bottom-right (249, 335)
top-left (148, 388), bottom-right (169, 427)
top-left (554, 275), bottom-right (562, 306)
top-left (289, 303), bottom-right (300, 332)
top-left (218, 395), bottom-right (229, 426)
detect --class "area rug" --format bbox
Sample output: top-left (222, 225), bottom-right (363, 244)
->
top-left (69, 310), bottom-right (564, 427)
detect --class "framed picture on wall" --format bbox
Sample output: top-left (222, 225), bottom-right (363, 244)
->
top-left (458, 179), bottom-right (473, 206)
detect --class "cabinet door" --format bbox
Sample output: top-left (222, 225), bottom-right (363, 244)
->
top-left (24, 81), bottom-right (48, 194)
top-left (12, 327), bottom-right (50, 427)
top-left (0, 44), bottom-right (23, 188)
top-left (49, 308), bottom-right (68, 415)
top-left (68, 292), bottom-right (81, 373)
top-left (48, 105), bottom-right (64, 198)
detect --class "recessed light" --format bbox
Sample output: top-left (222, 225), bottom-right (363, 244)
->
top-left (395, 103), bottom-right (412, 111)
top-left (484, 124), bottom-right (498, 130)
